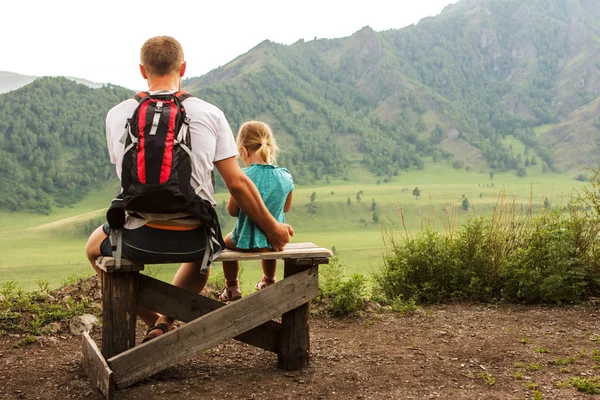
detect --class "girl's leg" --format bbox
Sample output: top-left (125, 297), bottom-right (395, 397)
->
top-left (223, 233), bottom-right (240, 283)
top-left (262, 259), bottom-right (277, 282)
top-left (219, 233), bottom-right (242, 301)
top-left (256, 259), bottom-right (277, 290)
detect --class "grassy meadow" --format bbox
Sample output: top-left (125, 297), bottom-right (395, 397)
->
top-left (0, 161), bottom-right (588, 294)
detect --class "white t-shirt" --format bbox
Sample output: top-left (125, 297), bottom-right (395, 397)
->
top-left (105, 92), bottom-right (238, 207)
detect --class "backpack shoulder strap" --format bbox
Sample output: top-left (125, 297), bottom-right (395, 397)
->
top-left (174, 90), bottom-right (194, 102)
top-left (133, 91), bottom-right (150, 103)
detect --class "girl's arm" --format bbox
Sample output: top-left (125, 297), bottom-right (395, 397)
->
top-left (284, 191), bottom-right (293, 213)
top-left (227, 195), bottom-right (240, 217)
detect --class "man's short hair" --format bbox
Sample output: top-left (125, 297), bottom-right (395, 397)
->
top-left (140, 36), bottom-right (184, 76)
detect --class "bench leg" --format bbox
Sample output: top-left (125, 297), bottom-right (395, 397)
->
top-left (277, 259), bottom-right (313, 370)
top-left (101, 270), bottom-right (139, 359)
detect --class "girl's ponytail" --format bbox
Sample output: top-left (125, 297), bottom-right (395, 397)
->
top-left (236, 121), bottom-right (279, 164)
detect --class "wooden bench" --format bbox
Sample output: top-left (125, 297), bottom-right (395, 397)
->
top-left (82, 242), bottom-right (332, 399)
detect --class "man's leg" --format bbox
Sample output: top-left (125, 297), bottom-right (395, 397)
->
top-left (145, 262), bottom-right (209, 339)
top-left (85, 225), bottom-right (159, 327)
top-left (85, 225), bottom-right (107, 277)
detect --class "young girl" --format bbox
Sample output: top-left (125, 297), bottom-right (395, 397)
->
top-left (219, 121), bottom-right (294, 302)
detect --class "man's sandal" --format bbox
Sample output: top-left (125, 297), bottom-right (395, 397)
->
top-left (218, 279), bottom-right (242, 302)
top-left (255, 276), bottom-right (276, 291)
top-left (142, 323), bottom-right (169, 343)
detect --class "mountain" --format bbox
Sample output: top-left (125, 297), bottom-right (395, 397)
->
top-left (2, 0), bottom-right (600, 213)
top-left (0, 71), bottom-right (104, 94)
top-left (0, 77), bottom-right (133, 213)
top-left (184, 0), bottom-right (600, 174)
top-left (0, 72), bottom-right (37, 94)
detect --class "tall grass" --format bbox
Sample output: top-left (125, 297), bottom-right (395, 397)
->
top-left (375, 173), bottom-right (600, 305)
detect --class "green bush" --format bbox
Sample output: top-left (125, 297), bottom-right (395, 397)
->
top-left (374, 174), bottom-right (600, 305)
top-left (318, 258), bottom-right (368, 316)
top-left (330, 275), bottom-right (367, 317)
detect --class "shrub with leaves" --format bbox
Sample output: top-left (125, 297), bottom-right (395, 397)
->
top-left (374, 171), bottom-right (600, 305)
top-left (318, 257), bottom-right (368, 316)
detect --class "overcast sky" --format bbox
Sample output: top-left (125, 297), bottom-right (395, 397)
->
top-left (2, 0), bottom-right (458, 90)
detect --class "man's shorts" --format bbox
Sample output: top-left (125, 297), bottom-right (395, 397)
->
top-left (100, 222), bottom-right (209, 264)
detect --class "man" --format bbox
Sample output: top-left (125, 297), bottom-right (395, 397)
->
top-left (85, 36), bottom-right (293, 341)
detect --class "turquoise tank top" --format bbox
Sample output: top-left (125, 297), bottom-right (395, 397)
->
top-left (231, 164), bottom-right (294, 249)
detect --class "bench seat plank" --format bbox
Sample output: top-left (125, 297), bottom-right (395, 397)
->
top-left (216, 242), bottom-right (332, 262)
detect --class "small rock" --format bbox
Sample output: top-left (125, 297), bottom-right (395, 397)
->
top-left (69, 314), bottom-right (98, 335)
top-left (46, 295), bottom-right (57, 303)
top-left (45, 322), bottom-right (62, 334)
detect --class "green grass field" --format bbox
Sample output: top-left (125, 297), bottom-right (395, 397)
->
top-left (0, 163), bottom-right (587, 294)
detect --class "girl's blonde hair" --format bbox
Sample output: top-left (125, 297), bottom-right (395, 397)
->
top-left (236, 121), bottom-right (279, 164)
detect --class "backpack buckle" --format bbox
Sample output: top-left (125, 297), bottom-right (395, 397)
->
top-left (155, 101), bottom-right (164, 112)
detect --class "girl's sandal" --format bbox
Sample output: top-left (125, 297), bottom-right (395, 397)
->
top-left (142, 322), bottom-right (169, 343)
top-left (218, 279), bottom-right (242, 302)
top-left (255, 276), bottom-right (276, 291)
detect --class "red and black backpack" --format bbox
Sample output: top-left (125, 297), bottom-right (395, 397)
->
top-left (107, 91), bottom-right (218, 232)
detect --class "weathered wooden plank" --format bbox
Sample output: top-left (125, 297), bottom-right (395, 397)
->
top-left (109, 267), bottom-right (319, 389)
top-left (101, 271), bottom-right (139, 358)
top-left (82, 332), bottom-right (115, 400)
top-left (278, 260), bottom-right (313, 370)
top-left (295, 257), bottom-right (330, 266)
top-left (136, 273), bottom-right (281, 352)
top-left (96, 257), bottom-right (144, 273)
top-left (96, 243), bottom-right (332, 268)
top-left (216, 242), bottom-right (332, 262)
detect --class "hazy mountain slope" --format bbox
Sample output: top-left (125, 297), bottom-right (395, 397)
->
top-left (0, 72), bottom-right (37, 94)
top-left (0, 71), bottom-right (104, 94)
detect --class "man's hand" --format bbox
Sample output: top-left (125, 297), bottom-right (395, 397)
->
top-left (267, 223), bottom-right (294, 252)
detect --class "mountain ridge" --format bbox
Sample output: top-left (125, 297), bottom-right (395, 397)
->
top-left (1, 0), bottom-right (600, 213)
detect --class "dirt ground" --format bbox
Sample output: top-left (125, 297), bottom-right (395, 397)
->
top-left (2, 281), bottom-right (600, 399)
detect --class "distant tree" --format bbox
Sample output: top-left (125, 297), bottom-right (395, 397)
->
top-left (359, 218), bottom-right (367, 226)
top-left (452, 160), bottom-right (464, 169)
top-left (462, 197), bottom-right (470, 211)
top-left (310, 192), bottom-right (317, 202)
top-left (347, 197), bottom-right (351, 206)
top-left (575, 173), bottom-right (588, 182)
top-left (530, 155), bottom-right (538, 166)
top-left (372, 212), bottom-right (379, 223)
top-left (371, 198), bottom-right (377, 212)
top-left (413, 187), bottom-right (421, 199)
top-left (479, 192), bottom-right (483, 198)
top-left (331, 246), bottom-right (338, 256)
top-left (543, 197), bottom-right (551, 209)
top-left (356, 192), bottom-right (361, 202)
top-left (490, 171), bottom-right (495, 180)
top-left (516, 167), bottom-right (527, 177)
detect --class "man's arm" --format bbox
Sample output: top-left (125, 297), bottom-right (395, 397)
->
top-left (214, 156), bottom-right (294, 251)
top-left (227, 195), bottom-right (240, 217)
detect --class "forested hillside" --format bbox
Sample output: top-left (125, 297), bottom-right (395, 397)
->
top-left (0, 78), bottom-right (132, 213)
top-left (2, 0), bottom-right (600, 213)
top-left (185, 0), bottom-right (600, 175)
